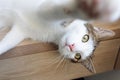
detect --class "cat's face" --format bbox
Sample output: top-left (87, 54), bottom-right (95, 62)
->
top-left (59, 20), bottom-right (115, 62)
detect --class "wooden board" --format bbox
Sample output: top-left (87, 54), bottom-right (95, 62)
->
top-left (0, 42), bottom-right (57, 60)
top-left (115, 47), bottom-right (120, 70)
top-left (0, 39), bottom-right (119, 80)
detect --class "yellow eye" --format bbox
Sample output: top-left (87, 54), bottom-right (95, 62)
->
top-left (75, 53), bottom-right (81, 60)
top-left (82, 34), bottom-right (89, 43)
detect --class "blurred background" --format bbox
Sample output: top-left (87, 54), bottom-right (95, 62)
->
top-left (77, 0), bottom-right (120, 22)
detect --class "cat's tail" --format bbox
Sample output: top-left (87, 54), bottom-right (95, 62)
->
top-left (0, 9), bottom-right (14, 30)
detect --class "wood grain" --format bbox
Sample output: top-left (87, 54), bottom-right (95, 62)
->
top-left (0, 43), bottom-right (57, 60)
top-left (114, 47), bottom-right (120, 70)
top-left (0, 39), bottom-right (119, 80)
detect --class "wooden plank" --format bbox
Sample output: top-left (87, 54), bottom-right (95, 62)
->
top-left (0, 43), bottom-right (57, 60)
top-left (114, 47), bottom-right (120, 70)
top-left (93, 20), bottom-right (120, 30)
top-left (0, 39), bottom-right (119, 80)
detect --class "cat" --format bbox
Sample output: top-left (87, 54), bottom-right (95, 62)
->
top-left (0, 0), bottom-right (115, 61)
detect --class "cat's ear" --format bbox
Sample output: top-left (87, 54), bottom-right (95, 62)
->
top-left (81, 57), bottom-right (96, 73)
top-left (93, 27), bottom-right (115, 41)
top-left (85, 23), bottom-right (115, 41)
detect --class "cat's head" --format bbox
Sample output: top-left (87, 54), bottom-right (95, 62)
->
top-left (59, 20), bottom-right (115, 62)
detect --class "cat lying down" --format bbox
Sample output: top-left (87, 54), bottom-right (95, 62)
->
top-left (0, 19), bottom-right (115, 61)
top-left (0, 0), bottom-right (115, 72)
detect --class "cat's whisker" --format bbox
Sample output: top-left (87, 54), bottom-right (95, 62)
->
top-left (61, 56), bottom-right (66, 71)
top-left (40, 56), bottom-right (59, 69)
top-left (55, 56), bottom-right (65, 72)
top-left (53, 55), bottom-right (64, 63)
top-left (65, 58), bottom-right (69, 73)
top-left (65, 58), bottom-right (68, 71)
top-left (45, 55), bottom-right (62, 69)
top-left (63, 58), bottom-right (68, 73)
top-left (48, 55), bottom-right (61, 63)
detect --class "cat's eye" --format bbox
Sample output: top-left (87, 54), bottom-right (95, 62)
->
top-left (82, 34), bottom-right (89, 43)
top-left (71, 53), bottom-right (81, 63)
top-left (75, 53), bottom-right (81, 60)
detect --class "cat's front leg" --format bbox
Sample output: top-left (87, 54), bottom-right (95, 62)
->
top-left (0, 26), bottom-right (25, 55)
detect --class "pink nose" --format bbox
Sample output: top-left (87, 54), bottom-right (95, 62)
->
top-left (68, 43), bottom-right (75, 51)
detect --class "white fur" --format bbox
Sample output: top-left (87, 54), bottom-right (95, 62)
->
top-left (0, 0), bottom-right (113, 60)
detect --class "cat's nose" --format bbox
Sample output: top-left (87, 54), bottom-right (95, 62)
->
top-left (68, 43), bottom-right (75, 51)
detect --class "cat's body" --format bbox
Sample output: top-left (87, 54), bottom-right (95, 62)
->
top-left (0, 0), bottom-right (84, 42)
top-left (0, 0), bottom-right (115, 61)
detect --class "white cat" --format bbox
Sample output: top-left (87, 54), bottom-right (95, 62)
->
top-left (0, 0), bottom-right (115, 61)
